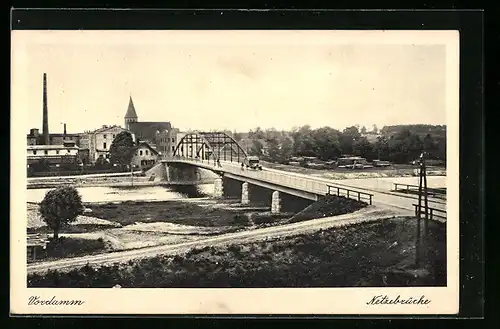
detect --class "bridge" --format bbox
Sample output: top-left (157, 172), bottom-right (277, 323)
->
top-left (156, 131), bottom-right (445, 216)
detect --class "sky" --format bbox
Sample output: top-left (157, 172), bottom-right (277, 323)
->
top-left (11, 30), bottom-right (455, 134)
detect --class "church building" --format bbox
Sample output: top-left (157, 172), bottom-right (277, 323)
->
top-left (124, 96), bottom-right (179, 157)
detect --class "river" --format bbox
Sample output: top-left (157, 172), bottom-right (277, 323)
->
top-left (27, 183), bottom-right (215, 204)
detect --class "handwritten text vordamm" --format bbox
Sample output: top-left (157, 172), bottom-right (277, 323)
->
top-left (28, 296), bottom-right (85, 306)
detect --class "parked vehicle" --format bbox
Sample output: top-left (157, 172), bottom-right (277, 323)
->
top-left (410, 158), bottom-right (445, 166)
top-left (244, 156), bottom-right (263, 170)
top-left (372, 160), bottom-right (392, 167)
top-left (337, 156), bottom-right (370, 169)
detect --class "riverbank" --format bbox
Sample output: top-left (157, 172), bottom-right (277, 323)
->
top-left (261, 161), bottom-right (446, 180)
top-left (27, 216), bottom-right (446, 288)
top-left (27, 194), bottom-right (369, 261)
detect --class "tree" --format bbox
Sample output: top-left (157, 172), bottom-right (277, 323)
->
top-left (291, 125), bottom-right (315, 156)
top-left (372, 124), bottom-right (379, 134)
top-left (340, 126), bottom-right (361, 155)
top-left (265, 136), bottom-right (281, 162)
top-left (109, 131), bottom-right (135, 169)
top-left (279, 137), bottom-right (294, 163)
top-left (232, 131), bottom-right (243, 142)
top-left (360, 126), bottom-right (367, 134)
top-left (353, 137), bottom-right (375, 160)
top-left (311, 127), bottom-right (342, 160)
top-left (374, 136), bottom-right (390, 160)
top-left (249, 140), bottom-right (264, 156)
top-left (39, 186), bottom-right (84, 240)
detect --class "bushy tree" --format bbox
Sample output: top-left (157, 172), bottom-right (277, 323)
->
top-left (353, 137), bottom-right (375, 160)
top-left (249, 140), bottom-right (264, 156)
top-left (109, 131), bottom-right (135, 169)
top-left (39, 186), bottom-right (84, 240)
top-left (279, 137), bottom-right (294, 163)
top-left (311, 127), bottom-right (342, 160)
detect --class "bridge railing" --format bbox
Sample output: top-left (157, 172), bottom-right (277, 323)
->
top-left (394, 183), bottom-right (446, 197)
top-left (327, 184), bottom-right (373, 205)
top-left (164, 156), bottom-right (328, 194)
top-left (163, 157), bottom-right (377, 204)
top-left (412, 203), bottom-right (447, 220)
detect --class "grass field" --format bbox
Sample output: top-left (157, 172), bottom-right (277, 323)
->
top-left (28, 216), bottom-right (446, 288)
top-left (28, 236), bottom-right (108, 263)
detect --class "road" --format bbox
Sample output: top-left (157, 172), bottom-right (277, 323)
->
top-left (27, 206), bottom-right (395, 274)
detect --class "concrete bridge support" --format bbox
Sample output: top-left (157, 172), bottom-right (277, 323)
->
top-left (241, 182), bottom-right (250, 205)
top-left (213, 177), bottom-right (224, 198)
top-left (271, 191), bottom-right (282, 214)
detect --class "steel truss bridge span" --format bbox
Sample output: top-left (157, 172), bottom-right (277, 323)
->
top-left (173, 131), bottom-right (248, 164)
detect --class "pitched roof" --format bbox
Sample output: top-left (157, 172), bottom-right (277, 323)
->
top-left (133, 142), bottom-right (159, 155)
top-left (128, 122), bottom-right (172, 142)
top-left (91, 125), bottom-right (127, 134)
top-left (125, 96), bottom-right (138, 119)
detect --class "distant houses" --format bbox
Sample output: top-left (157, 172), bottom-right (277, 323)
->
top-left (26, 78), bottom-right (185, 171)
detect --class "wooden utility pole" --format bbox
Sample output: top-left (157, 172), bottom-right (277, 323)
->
top-left (130, 163), bottom-right (134, 187)
top-left (415, 152), bottom-right (429, 267)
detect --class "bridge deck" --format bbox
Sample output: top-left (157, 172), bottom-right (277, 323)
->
top-left (163, 158), bottom-right (330, 198)
top-left (162, 157), bottom-right (447, 217)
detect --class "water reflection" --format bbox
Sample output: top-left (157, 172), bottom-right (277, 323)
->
top-left (27, 184), bottom-right (214, 203)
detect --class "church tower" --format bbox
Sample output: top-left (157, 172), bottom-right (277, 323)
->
top-left (124, 95), bottom-right (138, 130)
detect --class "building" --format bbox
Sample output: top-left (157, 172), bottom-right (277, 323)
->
top-left (131, 142), bottom-right (160, 169)
top-left (27, 140), bottom-right (81, 169)
top-left (27, 126), bottom-right (84, 146)
top-left (26, 73), bottom-right (87, 154)
top-left (124, 96), bottom-right (180, 157)
top-left (87, 125), bottom-right (130, 162)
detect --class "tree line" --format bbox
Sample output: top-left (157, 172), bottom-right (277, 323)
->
top-left (232, 125), bottom-right (446, 165)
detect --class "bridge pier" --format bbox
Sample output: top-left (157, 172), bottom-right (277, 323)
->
top-left (213, 177), bottom-right (224, 198)
top-left (241, 182), bottom-right (250, 205)
top-left (271, 191), bottom-right (282, 214)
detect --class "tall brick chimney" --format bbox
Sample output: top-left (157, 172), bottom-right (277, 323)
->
top-left (42, 73), bottom-right (50, 145)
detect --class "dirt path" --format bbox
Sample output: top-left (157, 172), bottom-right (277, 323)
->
top-left (27, 206), bottom-right (396, 275)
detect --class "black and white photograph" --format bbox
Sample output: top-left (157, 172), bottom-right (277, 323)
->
top-left (11, 29), bottom-right (460, 314)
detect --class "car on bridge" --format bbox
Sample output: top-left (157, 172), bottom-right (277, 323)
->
top-left (244, 156), bottom-right (263, 170)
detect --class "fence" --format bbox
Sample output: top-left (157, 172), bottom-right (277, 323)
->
top-left (412, 203), bottom-right (447, 220)
top-left (393, 183), bottom-right (446, 197)
top-left (27, 233), bottom-right (49, 261)
top-left (327, 184), bottom-right (373, 205)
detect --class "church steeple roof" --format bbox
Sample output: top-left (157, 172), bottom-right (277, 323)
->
top-left (125, 95), bottom-right (138, 119)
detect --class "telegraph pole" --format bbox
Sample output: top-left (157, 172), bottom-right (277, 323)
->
top-left (415, 152), bottom-right (429, 267)
top-left (130, 162), bottom-right (134, 187)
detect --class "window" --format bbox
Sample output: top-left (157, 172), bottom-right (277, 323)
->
top-left (105, 154), bottom-right (109, 159)
top-left (172, 146), bottom-right (175, 151)
top-left (103, 134), bottom-right (107, 139)
top-left (103, 142), bottom-right (107, 149)
top-left (172, 138), bottom-right (175, 142)
top-left (112, 134), bottom-right (115, 138)
top-left (140, 150), bottom-right (143, 156)
top-left (44, 150), bottom-right (48, 155)
top-left (67, 150), bottom-right (71, 153)
top-left (56, 150), bottom-right (60, 155)
top-left (145, 150), bottom-right (149, 156)
top-left (33, 150), bottom-right (37, 155)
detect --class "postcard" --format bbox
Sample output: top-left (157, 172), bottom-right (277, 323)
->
top-left (11, 29), bottom-right (459, 315)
